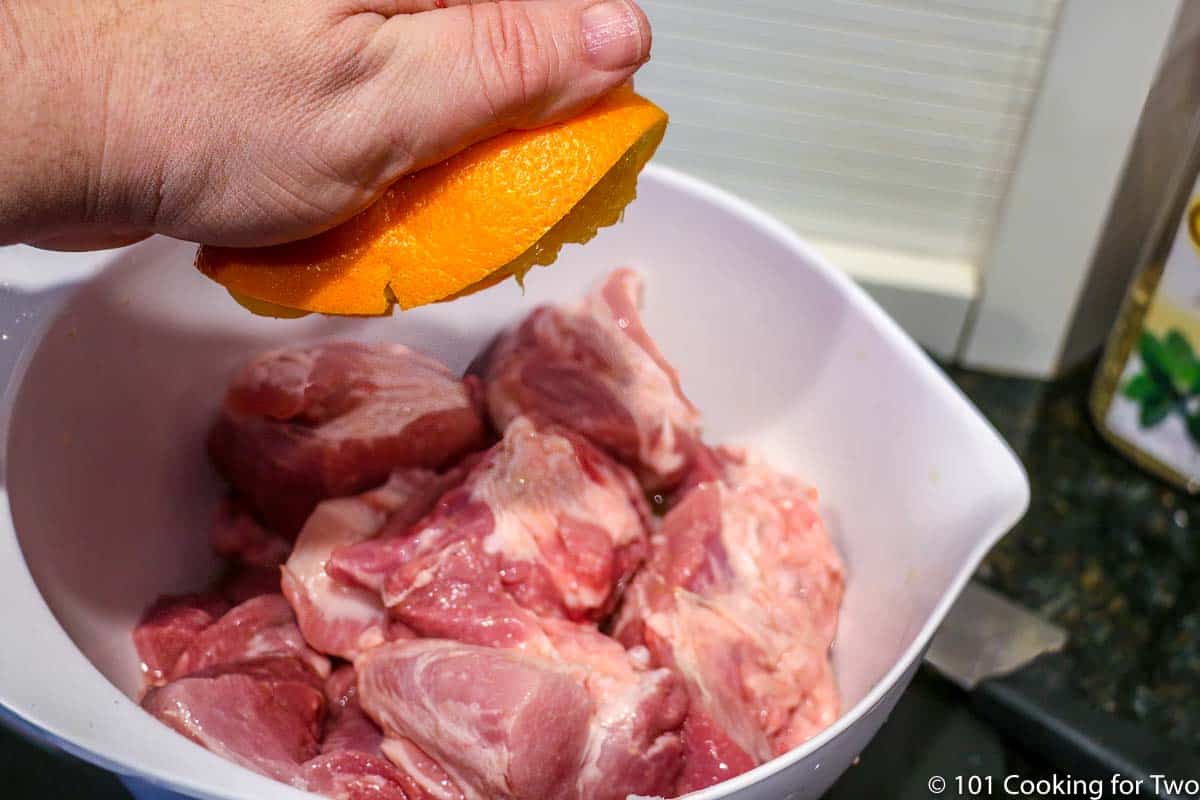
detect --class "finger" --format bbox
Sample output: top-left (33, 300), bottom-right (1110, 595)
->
top-left (377, 0), bottom-right (651, 172)
top-left (354, 0), bottom-right (530, 13)
top-left (28, 230), bottom-right (151, 252)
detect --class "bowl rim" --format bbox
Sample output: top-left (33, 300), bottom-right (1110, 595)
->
top-left (0, 163), bottom-right (1031, 800)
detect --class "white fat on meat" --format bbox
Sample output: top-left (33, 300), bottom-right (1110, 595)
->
top-left (615, 449), bottom-right (844, 789)
top-left (484, 269), bottom-right (701, 490)
top-left (282, 468), bottom-right (454, 660)
top-left (473, 417), bottom-right (647, 614)
top-left (359, 639), bottom-right (593, 800)
top-left (330, 418), bottom-right (650, 624)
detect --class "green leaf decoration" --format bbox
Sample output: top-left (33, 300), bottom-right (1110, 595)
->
top-left (1140, 392), bottom-right (1173, 428)
top-left (1140, 332), bottom-right (1178, 390)
top-left (1122, 329), bottom-right (1200, 438)
top-left (1122, 373), bottom-right (1158, 401)
top-left (1188, 413), bottom-right (1200, 447)
top-left (1164, 329), bottom-right (1196, 362)
top-left (1162, 329), bottom-right (1200, 392)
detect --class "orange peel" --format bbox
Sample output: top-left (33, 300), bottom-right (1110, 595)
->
top-left (197, 86), bottom-right (668, 316)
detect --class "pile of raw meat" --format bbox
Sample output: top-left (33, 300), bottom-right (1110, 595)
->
top-left (133, 269), bottom-right (845, 800)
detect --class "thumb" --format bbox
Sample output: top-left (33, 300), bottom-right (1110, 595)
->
top-left (379, 0), bottom-right (651, 171)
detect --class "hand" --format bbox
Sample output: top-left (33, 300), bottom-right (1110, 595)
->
top-left (0, 0), bottom-right (651, 250)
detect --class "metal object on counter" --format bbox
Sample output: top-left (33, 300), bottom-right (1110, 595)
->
top-left (927, 581), bottom-right (1067, 689)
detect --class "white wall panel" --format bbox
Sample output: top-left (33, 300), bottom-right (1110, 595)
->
top-left (638, 0), bottom-right (1062, 271)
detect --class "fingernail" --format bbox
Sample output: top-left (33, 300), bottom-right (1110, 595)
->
top-left (582, 1), bottom-right (648, 70)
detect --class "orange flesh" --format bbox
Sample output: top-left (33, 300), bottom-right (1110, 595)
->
top-left (197, 88), bottom-right (668, 316)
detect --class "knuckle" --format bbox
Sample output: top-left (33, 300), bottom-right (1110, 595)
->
top-left (468, 2), bottom-right (555, 120)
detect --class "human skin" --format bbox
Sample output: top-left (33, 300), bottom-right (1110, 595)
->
top-left (0, 0), bottom-right (651, 250)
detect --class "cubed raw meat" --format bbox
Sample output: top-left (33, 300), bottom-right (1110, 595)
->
top-left (614, 451), bottom-right (844, 793)
top-left (329, 417), bottom-right (650, 624)
top-left (210, 342), bottom-right (486, 534)
top-left (481, 270), bottom-right (700, 490)
top-left (281, 468), bottom-right (465, 659)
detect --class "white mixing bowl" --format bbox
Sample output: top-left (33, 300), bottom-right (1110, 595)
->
top-left (0, 165), bottom-right (1028, 800)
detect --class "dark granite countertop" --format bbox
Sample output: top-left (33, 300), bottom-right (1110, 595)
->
top-left (956, 363), bottom-right (1200, 749)
top-left (4, 361), bottom-right (1195, 797)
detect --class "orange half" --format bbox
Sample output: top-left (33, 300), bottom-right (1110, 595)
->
top-left (197, 87), bottom-right (668, 316)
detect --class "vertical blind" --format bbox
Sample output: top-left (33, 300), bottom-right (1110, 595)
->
top-left (636, 0), bottom-right (1064, 288)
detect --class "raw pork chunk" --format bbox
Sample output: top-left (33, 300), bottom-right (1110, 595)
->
top-left (139, 597), bottom-right (425, 799)
top-left (169, 593), bottom-right (331, 681)
top-left (300, 750), bottom-right (433, 800)
top-left (210, 342), bottom-right (486, 534)
top-left (299, 666), bottom-right (435, 800)
top-left (210, 497), bottom-right (291, 567)
top-left (134, 593), bottom-right (230, 686)
top-left (482, 269), bottom-right (701, 490)
top-left (321, 666), bottom-right (385, 757)
top-left (356, 632), bottom-right (688, 800)
top-left (345, 475), bottom-right (686, 799)
top-left (143, 661), bottom-right (326, 782)
top-left (138, 595), bottom-right (332, 783)
top-left (329, 416), bottom-right (651, 623)
top-left (614, 450), bottom-right (845, 794)
top-left (281, 468), bottom-right (465, 660)
top-left (347, 501), bottom-right (686, 800)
